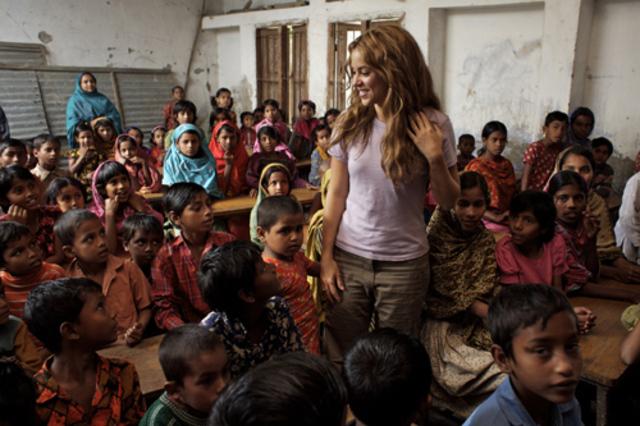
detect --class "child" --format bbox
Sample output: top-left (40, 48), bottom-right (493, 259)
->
top-left (210, 352), bottom-right (346, 426)
top-left (254, 99), bottom-right (291, 149)
top-left (209, 107), bottom-right (233, 133)
top-left (163, 123), bottom-right (221, 197)
top-left (139, 324), bottom-right (228, 425)
top-left (345, 329), bottom-right (432, 426)
top-left (163, 85), bottom-right (185, 130)
top-left (208, 120), bottom-right (249, 198)
top-left (149, 125), bottom-right (167, 170)
top-left (0, 139), bottom-right (27, 168)
top-left (308, 123), bottom-right (331, 187)
top-left (249, 162), bottom-right (294, 245)
top-left (30, 134), bottom-right (66, 188)
top-left (126, 126), bottom-right (144, 148)
top-left (114, 134), bottom-right (162, 193)
top-left (253, 106), bottom-right (264, 124)
top-left (290, 100), bottom-right (319, 159)
top-left (68, 121), bottom-right (105, 188)
top-left (465, 121), bottom-right (516, 233)
top-left (457, 133), bottom-right (476, 171)
top-left (198, 240), bottom-right (305, 378)
top-left (92, 117), bottom-right (117, 158)
top-left (164, 100), bottom-right (199, 150)
top-left (89, 160), bottom-right (162, 254)
top-left (257, 196), bottom-right (321, 353)
top-left (151, 183), bottom-right (235, 330)
top-left (568, 106), bottom-right (595, 148)
top-left (122, 213), bottom-right (163, 283)
top-left (24, 137), bottom-right (37, 170)
top-left (24, 278), bottom-right (146, 424)
top-left (239, 111), bottom-right (256, 155)
top-left (0, 221), bottom-right (65, 319)
top-left (45, 176), bottom-right (86, 213)
top-left (55, 209), bottom-right (153, 346)
top-left (0, 359), bottom-right (39, 426)
top-left (323, 108), bottom-right (341, 130)
top-left (591, 136), bottom-right (615, 197)
top-left (521, 111), bottom-right (568, 191)
top-left (211, 87), bottom-right (237, 125)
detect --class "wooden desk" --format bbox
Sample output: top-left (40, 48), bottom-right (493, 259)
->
top-left (142, 192), bottom-right (163, 201)
top-left (212, 188), bottom-right (318, 217)
top-left (296, 159), bottom-right (311, 169)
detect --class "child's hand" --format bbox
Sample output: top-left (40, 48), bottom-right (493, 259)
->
top-left (408, 111), bottom-right (444, 161)
top-left (305, 182), bottom-right (319, 190)
top-left (223, 152), bottom-right (234, 165)
top-left (128, 193), bottom-right (146, 212)
top-left (124, 322), bottom-right (144, 347)
top-left (104, 197), bottom-right (119, 217)
top-left (130, 156), bottom-right (145, 165)
top-left (7, 205), bottom-right (28, 224)
top-left (583, 207), bottom-right (600, 239)
top-left (574, 306), bottom-right (596, 334)
top-left (249, 188), bottom-right (258, 198)
top-left (498, 210), bottom-right (510, 223)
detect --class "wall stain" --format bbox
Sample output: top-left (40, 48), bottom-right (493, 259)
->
top-left (37, 31), bottom-right (53, 44)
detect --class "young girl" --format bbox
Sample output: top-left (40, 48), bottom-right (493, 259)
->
top-left (249, 162), bottom-right (293, 246)
top-left (521, 111), bottom-right (568, 191)
top-left (290, 100), bottom-right (320, 159)
top-left (464, 121), bottom-right (515, 233)
top-left (164, 100), bottom-right (200, 150)
top-left (89, 160), bottom-right (162, 254)
top-left (253, 99), bottom-right (291, 151)
top-left (567, 106), bottom-right (595, 148)
top-left (126, 126), bottom-right (144, 149)
top-left (148, 125), bottom-right (166, 170)
top-left (162, 123), bottom-right (221, 197)
top-left (308, 124), bottom-right (331, 187)
top-left (45, 177), bottom-right (86, 213)
top-left (68, 121), bottom-right (105, 188)
top-left (239, 111), bottom-right (256, 155)
top-left (92, 117), bottom-right (117, 158)
top-left (114, 134), bottom-right (161, 193)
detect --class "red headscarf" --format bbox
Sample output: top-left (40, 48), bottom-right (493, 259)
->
top-left (209, 120), bottom-right (249, 197)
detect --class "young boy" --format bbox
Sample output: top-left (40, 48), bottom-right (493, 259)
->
top-left (198, 240), bottom-right (305, 378)
top-left (463, 284), bottom-right (583, 426)
top-left (344, 328), bottom-right (432, 426)
top-left (163, 85), bottom-right (185, 130)
top-left (139, 324), bottom-right (228, 425)
top-left (164, 100), bottom-right (199, 150)
top-left (257, 195), bottom-right (321, 353)
top-left (521, 111), bottom-right (569, 191)
top-left (24, 278), bottom-right (146, 424)
top-left (457, 133), bottom-right (476, 171)
top-left (122, 213), bottom-right (163, 283)
top-left (30, 134), bottom-right (66, 188)
top-left (323, 108), bottom-right (341, 130)
top-left (591, 137), bottom-right (615, 191)
top-left (152, 182), bottom-right (235, 330)
top-left (240, 111), bottom-right (256, 154)
top-left (54, 209), bottom-right (153, 346)
top-left (0, 139), bottom-right (27, 168)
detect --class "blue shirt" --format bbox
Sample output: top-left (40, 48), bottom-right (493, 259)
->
top-left (463, 378), bottom-right (583, 426)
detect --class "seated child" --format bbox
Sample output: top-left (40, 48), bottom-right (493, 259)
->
top-left (257, 196), bottom-right (320, 353)
top-left (24, 278), bottom-right (146, 424)
top-left (126, 126), bottom-right (144, 148)
top-left (239, 111), bottom-right (256, 155)
top-left (616, 170), bottom-right (640, 265)
top-left (122, 213), bottom-right (163, 283)
top-left (140, 324), bottom-right (229, 425)
top-left (290, 100), bottom-right (319, 159)
top-left (68, 121), bottom-right (105, 188)
top-left (45, 176), bottom-right (86, 213)
top-left (209, 107), bottom-right (233, 133)
top-left (253, 99), bottom-right (291, 150)
top-left (0, 221), bottom-right (65, 319)
top-left (55, 209), bottom-right (153, 346)
top-left (92, 117), bottom-right (117, 158)
top-left (457, 133), bottom-right (476, 171)
top-left (30, 134), bottom-right (66, 188)
top-left (209, 87), bottom-right (237, 130)
top-left (591, 137), bottom-right (615, 196)
top-left (463, 284), bottom-right (583, 426)
top-left (210, 352), bottom-right (346, 426)
top-left (521, 111), bottom-right (568, 191)
top-left (323, 108), bottom-right (341, 130)
top-left (345, 329), bottom-right (432, 426)
top-left (151, 183), bottom-right (235, 330)
top-left (208, 120), bottom-right (249, 198)
top-left (0, 358), bottom-right (39, 426)
top-left (164, 100), bottom-right (200, 150)
top-left (114, 134), bottom-right (161, 193)
top-left (253, 106), bottom-right (264, 124)
top-left (163, 123), bottom-right (221, 197)
top-left (199, 240), bottom-right (305, 378)
top-left (163, 85), bottom-right (185, 130)
top-left (308, 123), bottom-right (331, 187)
top-left (568, 106), bottom-right (595, 147)
top-left (24, 137), bottom-right (37, 170)
top-left (149, 125), bottom-right (166, 170)
top-left (0, 138), bottom-right (27, 168)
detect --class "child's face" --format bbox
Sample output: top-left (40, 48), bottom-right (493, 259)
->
top-left (55, 185), bottom-right (85, 212)
top-left (553, 184), bottom-right (586, 226)
top-left (80, 74), bottom-right (96, 93)
top-left (543, 120), bottom-right (566, 144)
top-left (2, 234), bottom-right (42, 276)
top-left (6, 177), bottom-right (40, 210)
top-left (105, 173), bottom-right (131, 202)
top-left (75, 291), bottom-right (118, 348)
top-left (216, 91), bottom-right (231, 109)
top-left (316, 129), bottom-right (331, 150)
top-left (561, 154), bottom-right (594, 187)
top-left (325, 113), bottom-right (338, 129)
top-left (174, 192), bottom-right (214, 234)
top-left (592, 145), bottom-right (610, 166)
top-left (509, 210), bottom-right (542, 247)
top-left (153, 130), bottom-right (166, 147)
top-left (483, 131), bottom-right (506, 157)
top-left (174, 349), bottom-right (229, 414)
top-left (0, 147), bottom-right (27, 168)
top-left (76, 131), bottom-right (95, 149)
top-left (259, 134), bottom-right (278, 153)
top-left (97, 126), bottom-right (114, 143)
top-left (68, 217), bottom-right (109, 265)
top-left (177, 133), bottom-right (201, 157)
top-left (173, 87), bottom-right (185, 101)
top-left (300, 104), bottom-right (314, 120)
top-left (127, 129), bottom-right (143, 147)
top-left (571, 115), bottom-right (593, 140)
top-left (34, 141), bottom-right (60, 171)
top-left (266, 171), bottom-right (290, 196)
top-left (177, 110), bottom-right (194, 125)
top-left (264, 105), bottom-right (278, 121)
top-left (498, 311), bottom-right (581, 407)
top-left (458, 138), bottom-right (475, 156)
top-left (124, 229), bottom-right (163, 268)
top-left (259, 212), bottom-right (305, 259)
top-left (253, 259), bottom-right (281, 300)
top-left (254, 110), bottom-right (264, 123)
top-left (242, 114), bottom-right (255, 129)
top-left (217, 129), bottom-right (237, 153)
top-left (453, 186), bottom-right (486, 232)
top-left (118, 140), bottom-right (137, 161)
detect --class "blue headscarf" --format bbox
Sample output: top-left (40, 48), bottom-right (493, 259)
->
top-left (163, 123), bottom-right (222, 198)
top-left (65, 72), bottom-right (122, 148)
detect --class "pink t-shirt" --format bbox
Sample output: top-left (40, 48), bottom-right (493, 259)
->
top-left (329, 109), bottom-right (457, 261)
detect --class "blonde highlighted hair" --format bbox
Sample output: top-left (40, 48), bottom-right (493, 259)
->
top-left (331, 25), bottom-right (441, 185)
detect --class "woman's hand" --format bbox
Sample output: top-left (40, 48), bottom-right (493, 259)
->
top-left (320, 256), bottom-right (345, 304)
top-left (408, 111), bottom-right (444, 161)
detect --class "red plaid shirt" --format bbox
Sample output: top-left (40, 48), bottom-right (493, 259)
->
top-left (151, 231), bottom-right (235, 330)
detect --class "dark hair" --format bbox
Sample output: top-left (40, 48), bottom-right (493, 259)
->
top-left (125, 126), bottom-right (144, 139)
top-left (24, 278), bottom-right (103, 353)
top-left (297, 100), bottom-right (316, 113)
top-left (0, 139), bottom-right (26, 156)
top-left (215, 87), bottom-right (231, 97)
top-left (0, 221), bottom-right (32, 268)
top-left (216, 124), bottom-right (237, 139)
top-left (591, 137), bottom-right (613, 157)
top-left (324, 108), bottom-right (340, 120)
top-left (93, 161), bottom-right (131, 200)
top-left (172, 85), bottom-right (184, 93)
top-left (547, 170), bottom-right (588, 198)
top-left (163, 182), bottom-right (208, 216)
top-left (458, 133), bottom-right (475, 144)
top-left (116, 134), bottom-right (137, 148)
top-left (73, 121), bottom-right (93, 139)
top-left (80, 71), bottom-right (96, 83)
top-left (94, 118), bottom-right (116, 133)
top-left (198, 240), bottom-right (262, 318)
top-left (262, 99), bottom-right (280, 110)
top-left (0, 165), bottom-right (37, 210)
top-left (45, 177), bottom-right (86, 207)
top-left (173, 100), bottom-right (198, 122)
top-left (260, 163), bottom-right (292, 192)
top-left (310, 123), bottom-right (330, 145)
top-left (481, 121), bottom-right (508, 139)
top-left (240, 111), bottom-right (254, 122)
top-left (121, 213), bottom-right (163, 243)
top-left (544, 111), bottom-right (569, 127)
top-left (570, 107), bottom-right (595, 128)
top-left (257, 125), bottom-right (280, 143)
top-left (257, 196), bottom-right (302, 231)
top-left (253, 106), bottom-right (265, 115)
top-left (488, 284), bottom-right (577, 358)
top-left (209, 352), bottom-right (347, 426)
top-left (159, 324), bottom-right (224, 384)
top-left (459, 171), bottom-right (490, 206)
top-left (509, 191), bottom-right (556, 244)
top-left (53, 209), bottom-right (100, 246)
top-left (32, 133), bottom-right (59, 150)
top-left (0, 360), bottom-right (38, 426)
top-left (557, 145), bottom-right (596, 172)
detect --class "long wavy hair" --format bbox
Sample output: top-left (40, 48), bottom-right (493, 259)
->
top-left (331, 25), bottom-right (441, 185)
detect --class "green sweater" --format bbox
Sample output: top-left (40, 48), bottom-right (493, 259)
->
top-left (139, 392), bottom-right (208, 426)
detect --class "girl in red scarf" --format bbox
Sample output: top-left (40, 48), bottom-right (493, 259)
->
top-left (114, 134), bottom-right (162, 193)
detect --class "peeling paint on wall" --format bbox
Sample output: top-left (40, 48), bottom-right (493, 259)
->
top-left (37, 31), bottom-right (53, 44)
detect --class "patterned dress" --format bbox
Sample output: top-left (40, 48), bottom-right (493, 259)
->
top-left (522, 140), bottom-right (565, 191)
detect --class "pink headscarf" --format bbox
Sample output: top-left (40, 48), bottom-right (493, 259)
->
top-left (114, 134), bottom-right (162, 192)
top-left (253, 119), bottom-right (295, 160)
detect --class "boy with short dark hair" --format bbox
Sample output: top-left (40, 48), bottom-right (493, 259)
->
top-left (30, 134), bottom-right (66, 188)
top-left (24, 278), bottom-right (146, 424)
top-left (239, 111), bottom-right (256, 154)
top-left (152, 183), bottom-right (235, 330)
top-left (591, 136), bottom-right (615, 191)
top-left (140, 324), bottom-right (228, 425)
top-left (344, 328), bottom-right (432, 426)
top-left (198, 240), bottom-right (305, 378)
top-left (457, 133), bottom-right (476, 171)
top-left (0, 139), bottom-right (27, 168)
top-left (463, 284), bottom-right (583, 426)
top-left (122, 213), bottom-right (164, 283)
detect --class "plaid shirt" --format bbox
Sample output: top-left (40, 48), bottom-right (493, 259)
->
top-left (34, 354), bottom-right (146, 425)
top-left (151, 231), bottom-right (235, 330)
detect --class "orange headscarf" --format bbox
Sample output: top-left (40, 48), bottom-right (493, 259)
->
top-left (209, 120), bottom-right (249, 197)
top-left (465, 156), bottom-right (516, 213)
